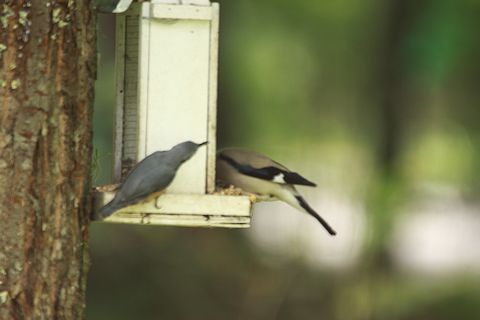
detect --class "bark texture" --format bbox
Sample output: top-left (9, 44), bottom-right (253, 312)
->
top-left (0, 1), bottom-right (96, 319)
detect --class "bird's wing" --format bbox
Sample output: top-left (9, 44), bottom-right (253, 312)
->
top-left (219, 152), bottom-right (316, 187)
top-left (115, 172), bottom-right (175, 207)
top-left (122, 151), bottom-right (167, 180)
top-left (115, 153), bottom-right (175, 206)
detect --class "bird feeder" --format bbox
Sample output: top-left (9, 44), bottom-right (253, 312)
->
top-left (94, 0), bottom-right (252, 228)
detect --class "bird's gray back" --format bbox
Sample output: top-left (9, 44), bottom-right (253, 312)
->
top-left (219, 148), bottom-right (289, 171)
top-left (116, 151), bottom-right (176, 203)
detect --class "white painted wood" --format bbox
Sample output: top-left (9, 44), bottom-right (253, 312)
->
top-left (206, 2), bottom-right (219, 193)
top-left (182, 0), bottom-right (211, 6)
top-left (93, 191), bottom-right (252, 228)
top-left (114, 2), bottom-right (220, 194)
top-left (151, 0), bottom-right (181, 4)
top-left (101, 215), bottom-right (250, 228)
top-left (108, 2), bottom-right (243, 228)
top-left (137, 2), bottom-right (217, 194)
top-left (153, 194), bottom-right (250, 216)
top-left (152, 0), bottom-right (211, 5)
top-left (150, 4), bottom-right (213, 20)
top-left (98, 192), bottom-right (251, 216)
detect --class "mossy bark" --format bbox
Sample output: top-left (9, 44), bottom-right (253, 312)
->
top-left (0, 1), bottom-right (96, 319)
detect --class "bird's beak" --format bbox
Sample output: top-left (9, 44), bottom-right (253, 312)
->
top-left (197, 141), bottom-right (208, 147)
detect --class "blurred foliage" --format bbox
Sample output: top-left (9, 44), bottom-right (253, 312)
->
top-left (90, 0), bottom-right (480, 319)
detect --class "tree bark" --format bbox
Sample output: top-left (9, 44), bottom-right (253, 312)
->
top-left (0, 1), bottom-right (96, 319)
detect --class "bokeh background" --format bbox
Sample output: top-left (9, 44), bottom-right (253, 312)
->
top-left (89, 0), bottom-right (480, 319)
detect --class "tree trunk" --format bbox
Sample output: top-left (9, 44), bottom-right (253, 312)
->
top-left (0, 1), bottom-right (96, 319)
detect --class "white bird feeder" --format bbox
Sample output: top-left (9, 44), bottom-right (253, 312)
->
top-left (94, 0), bottom-right (252, 228)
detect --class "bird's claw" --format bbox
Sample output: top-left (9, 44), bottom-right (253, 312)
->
top-left (154, 198), bottom-right (162, 209)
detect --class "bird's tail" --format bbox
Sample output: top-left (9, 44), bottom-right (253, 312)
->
top-left (294, 195), bottom-right (336, 235)
top-left (276, 187), bottom-right (337, 236)
top-left (99, 199), bottom-right (121, 219)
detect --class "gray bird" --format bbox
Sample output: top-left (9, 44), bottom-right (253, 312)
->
top-left (96, 0), bottom-right (133, 13)
top-left (216, 148), bottom-right (336, 236)
top-left (100, 141), bottom-right (207, 218)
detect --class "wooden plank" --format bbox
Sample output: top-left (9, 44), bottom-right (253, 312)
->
top-left (95, 192), bottom-right (252, 217)
top-left (115, 2), bottom-right (220, 195)
top-left (100, 214), bottom-right (249, 228)
top-left (150, 4), bottom-right (213, 21)
top-left (182, 0), bottom-right (211, 5)
top-left (137, 2), bottom-right (211, 194)
top-left (150, 0), bottom-right (181, 5)
top-left (206, 3), bottom-right (219, 193)
top-left (151, 0), bottom-right (211, 5)
top-left (93, 192), bottom-right (252, 228)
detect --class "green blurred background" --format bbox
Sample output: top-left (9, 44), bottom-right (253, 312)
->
top-left (89, 0), bottom-right (480, 319)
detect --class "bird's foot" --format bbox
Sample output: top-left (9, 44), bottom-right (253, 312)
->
top-left (248, 194), bottom-right (257, 203)
top-left (154, 197), bottom-right (162, 209)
